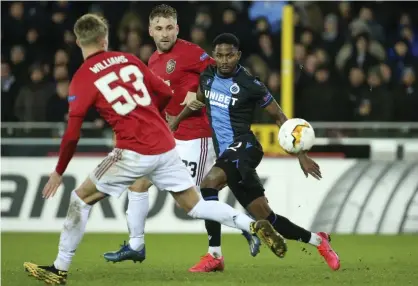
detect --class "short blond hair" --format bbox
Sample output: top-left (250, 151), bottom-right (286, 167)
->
top-left (74, 14), bottom-right (108, 47)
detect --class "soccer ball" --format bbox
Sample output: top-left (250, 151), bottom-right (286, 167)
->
top-left (278, 118), bottom-right (315, 154)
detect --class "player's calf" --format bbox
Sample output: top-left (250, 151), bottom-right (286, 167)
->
top-left (173, 188), bottom-right (282, 258)
top-left (172, 187), bottom-right (255, 234)
top-left (247, 197), bottom-right (320, 246)
top-left (246, 197), bottom-right (340, 269)
top-left (24, 178), bottom-right (107, 285)
top-left (200, 168), bottom-right (260, 257)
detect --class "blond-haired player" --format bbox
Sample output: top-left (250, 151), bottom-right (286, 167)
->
top-left (23, 13), bottom-right (287, 285)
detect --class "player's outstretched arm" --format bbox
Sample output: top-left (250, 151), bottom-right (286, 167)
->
top-left (43, 79), bottom-right (95, 199)
top-left (42, 116), bottom-right (84, 199)
top-left (263, 99), bottom-right (322, 180)
top-left (169, 86), bottom-right (205, 131)
top-left (263, 99), bottom-right (288, 127)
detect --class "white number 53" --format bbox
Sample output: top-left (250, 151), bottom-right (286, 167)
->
top-left (94, 65), bottom-right (151, 115)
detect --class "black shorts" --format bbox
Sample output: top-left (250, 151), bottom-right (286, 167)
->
top-left (215, 134), bottom-right (265, 208)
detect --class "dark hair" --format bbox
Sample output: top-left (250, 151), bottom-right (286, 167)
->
top-left (212, 33), bottom-right (240, 49)
top-left (149, 4), bottom-right (177, 22)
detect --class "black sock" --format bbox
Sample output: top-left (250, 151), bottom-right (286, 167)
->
top-left (267, 212), bottom-right (311, 243)
top-left (201, 188), bottom-right (221, 247)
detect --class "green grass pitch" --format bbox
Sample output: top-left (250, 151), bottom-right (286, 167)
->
top-left (2, 233), bottom-right (418, 285)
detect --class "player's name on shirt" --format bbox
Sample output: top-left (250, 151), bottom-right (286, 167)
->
top-left (89, 55), bottom-right (129, 74)
top-left (204, 90), bottom-right (238, 109)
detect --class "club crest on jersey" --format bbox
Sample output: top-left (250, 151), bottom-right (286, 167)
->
top-left (166, 59), bottom-right (176, 74)
top-left (229, 83), bottom-right (240, 95)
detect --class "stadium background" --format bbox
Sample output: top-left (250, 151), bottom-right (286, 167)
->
top-left (1, 2), bottom-right (418, 285)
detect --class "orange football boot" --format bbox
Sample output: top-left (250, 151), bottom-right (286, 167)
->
top-left (188, 253), bottom-right (225, 273)
top-left (317, 232), bottom-right (340, 270)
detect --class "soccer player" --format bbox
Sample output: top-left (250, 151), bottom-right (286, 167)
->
top-left (103, 4), bottom-right (260, 271)
top-left (172, 33), bottom-right (341, 271)
top-left (22, 15), bottom-right (287, 285)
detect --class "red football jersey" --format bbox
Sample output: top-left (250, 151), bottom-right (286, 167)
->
top-left (69, 51), bottom-right (175, 155)
top-left (148, 39), bottom-right (215, 140)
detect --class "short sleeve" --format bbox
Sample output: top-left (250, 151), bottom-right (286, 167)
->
top-left (252, 78), bottom-right (274, 108)
top-left (186, 45), bottom-right (216, 73)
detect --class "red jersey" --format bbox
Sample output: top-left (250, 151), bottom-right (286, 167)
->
top-left (148, 39), bottom-right (215, 140)
top-left (55, 51), bottom-right (175, 175)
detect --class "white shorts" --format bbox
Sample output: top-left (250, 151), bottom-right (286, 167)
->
top-left (175, 137), bottom-right (216, 186)
top-left (89, 148), bottom-right (194, 197)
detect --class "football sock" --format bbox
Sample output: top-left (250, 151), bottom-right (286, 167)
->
top-left (267, 212), bottom-right (322, 246)
top-left (126, 190), bottom-right (149, 251)
top-left (188, 199), bottom-right (253, 233)
top-left (201, 188), bottom-right (222, 257)
top-left (208, 247), bottom-right (222, 258)
top-left (309, 232), bottom-right (323, 246)
top-left (54, 191), bottom-right (91, 271)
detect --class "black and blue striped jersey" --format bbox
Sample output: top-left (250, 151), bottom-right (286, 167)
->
top-left (199, 65), bottom-right (274, 156)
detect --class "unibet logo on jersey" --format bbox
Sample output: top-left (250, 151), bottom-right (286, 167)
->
top-left (204, 90), bottom-right (238, 109)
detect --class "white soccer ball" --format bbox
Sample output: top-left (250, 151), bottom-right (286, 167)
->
top-left (278, 118), bottom-right (315, 154)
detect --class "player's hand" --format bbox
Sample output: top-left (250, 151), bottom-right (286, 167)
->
top-left (181, 91), bottom-right (204, 110)
top-left (181, 91), bottom-right (197, 106)
top-left (297, 152), bottom-right (322, 180)
top-left (187, 100), bottom-right (205, 111)
top-left (42, 171), bottom-right (63, 199)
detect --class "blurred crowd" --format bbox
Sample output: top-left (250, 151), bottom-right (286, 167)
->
top-left (2, 1), bottom-right (418, 127)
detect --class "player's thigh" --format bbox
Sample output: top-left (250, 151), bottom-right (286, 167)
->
top-left (128, 177), bottom-right (153, 193)
top-left (240, 169), bottom-right (267, 212)
top-left (215, 160), bottom-right (248, 206)
top-left (148, 148), bottom-right (195, 193)
top-left (74, 176), bottom-right (107, 205)
top-left (89, 148), bottom-right (156, 198)
top-left (149, 149), bottom-right (199, 212)
top-left (217, 159), bottom-right (265, 209)
top-left (175, 137), bottom-right (215, 187)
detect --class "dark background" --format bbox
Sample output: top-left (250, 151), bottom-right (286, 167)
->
top-left (2, 1), bottom-right (418, 158)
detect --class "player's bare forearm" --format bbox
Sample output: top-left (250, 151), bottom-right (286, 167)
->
top-left (264, 100), bottom-right (288, 127)
top-left (264, 100), bottom-right (308, 158)
top-left (170, 106), bottom-right (197, 131)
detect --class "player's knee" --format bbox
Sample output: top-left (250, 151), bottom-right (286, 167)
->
top-left (171, 187), bottom-right (200, 213)
top-left (75, 178), bottom-right (107, 205)
top-left (128, 178), bottom-right (152, 193)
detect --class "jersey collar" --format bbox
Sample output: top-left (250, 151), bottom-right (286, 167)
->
top-left (85, 50), bottom-right (105, 61)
